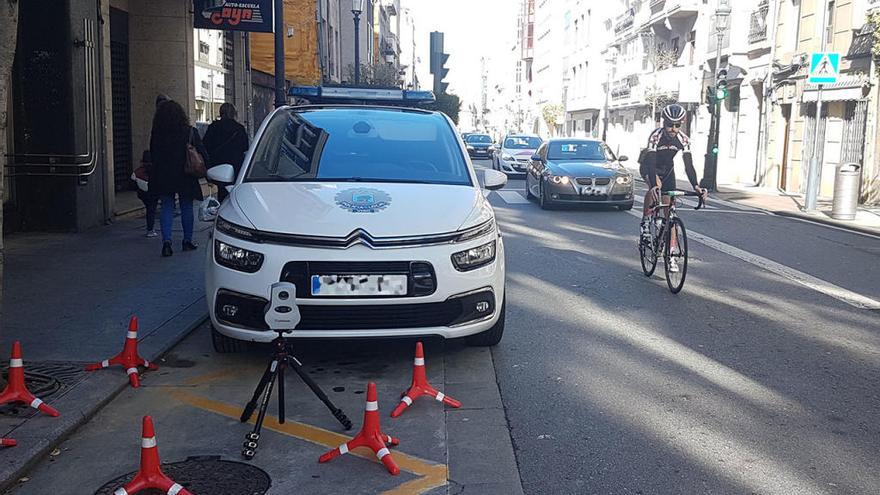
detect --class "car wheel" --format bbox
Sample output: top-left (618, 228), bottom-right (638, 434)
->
top-left (525, 179), bottom-right (535, 199)
top-left (539, 181), bottom-right (551, 210)
top-left (465, 297), bottom-right (505, 347)
top-left (618, 202), bottom-right (634, 211)
top-left (211, 324), bottom-right (245, 353)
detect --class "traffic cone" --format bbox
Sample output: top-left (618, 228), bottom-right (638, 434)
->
top-left (1, 439), bottom-right (16, 447)
top-left (113, 416), bottom-right (192, 495)
top-left (318, 382), bottom-right (401, 475)
top-left (390, 342), bottom-right (460, 418)
top-left (0, 341), bottom-right (60, 417)
top-left (85, 316), bottom-right (158, 388)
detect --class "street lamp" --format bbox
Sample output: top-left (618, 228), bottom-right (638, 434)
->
top-left (352, 0), bottom-right (365, 85)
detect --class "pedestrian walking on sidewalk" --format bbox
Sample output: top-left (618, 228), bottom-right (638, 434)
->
top-left (149, 99), bottom-right (208, 257)
top-left (132, 150), bottom-right (159, 237)
top-left (203, 103), bottom-right (249, 202)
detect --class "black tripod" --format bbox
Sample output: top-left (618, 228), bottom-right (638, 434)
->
top-left (240, 331), bottom-right (352, 459)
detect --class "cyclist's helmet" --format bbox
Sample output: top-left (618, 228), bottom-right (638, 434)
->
top-left (661, 104), bottom-right (687, 127)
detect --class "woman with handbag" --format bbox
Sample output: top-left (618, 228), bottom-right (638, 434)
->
top-left (149, 99), bottom-right (209, 257)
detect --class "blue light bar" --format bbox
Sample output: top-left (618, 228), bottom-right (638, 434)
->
top-left (288, 86), bottom-right (435, 104)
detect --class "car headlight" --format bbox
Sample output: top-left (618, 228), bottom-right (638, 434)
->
top-left (549, 175), bottom-right (571, 185)
top-left (501, 154), bottom-right (515, 162)
top-left (466, 145), bottom-right (474, 150)
top-left (615, 175), bottom-right (633, 185)
top-left (214, 240), bottom-right (264, 273)
top-left (216, 216), bottom-right (261, 242)
top-left (451, 240), bottom-right (497, 271)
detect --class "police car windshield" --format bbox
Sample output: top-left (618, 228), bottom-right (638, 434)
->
top-left (245, 108), bottom-right (472, 186)
top-left (547, 141), bottom-right (613, 161)
top-left (504, 137), bottom-right (542, 149)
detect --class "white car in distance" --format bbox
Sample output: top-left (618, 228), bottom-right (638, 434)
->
top-left (204, 87), bottom-right (508, 352)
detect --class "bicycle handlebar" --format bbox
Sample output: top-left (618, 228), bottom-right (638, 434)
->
top-left (675, 190), bottom-right (707, 210)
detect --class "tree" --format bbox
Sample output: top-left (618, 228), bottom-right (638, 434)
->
top-left (343, 63), bottom-right (402, 88)
top-left (541, 104), bottom-right (564, 136)
top-left (429, 92), bottom-right (461, 125)
top-left (0, 0), bottom-right (20, 388)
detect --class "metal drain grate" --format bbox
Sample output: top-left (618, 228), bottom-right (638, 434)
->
top-left (0, 361), bottom-right (90, 417)
top-left (94, 456), bottom-right (270, 495)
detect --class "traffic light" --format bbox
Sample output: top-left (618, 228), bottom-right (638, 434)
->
top-left (715, 68), bottom-right (729, 101)
top-left (429, 31), bottom-right (450, 95)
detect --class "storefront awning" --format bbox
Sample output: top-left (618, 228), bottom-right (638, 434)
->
top-left (803, 79), bottom-right (870, 102)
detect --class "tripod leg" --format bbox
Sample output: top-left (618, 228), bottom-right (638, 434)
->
top-left (277, 365), bottom-right (286, 425)
top-left (242, 362), bottom-right (278, 460)
top-left (240, 360), bottom-right (275, 423)
top-left (287, 355), bottom-right (353, 430)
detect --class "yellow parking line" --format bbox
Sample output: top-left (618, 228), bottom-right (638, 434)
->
top-left (170, 391), bottom-right (447, 495)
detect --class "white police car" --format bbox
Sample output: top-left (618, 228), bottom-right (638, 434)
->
top-left (205, 87), bottom-right (508, 352)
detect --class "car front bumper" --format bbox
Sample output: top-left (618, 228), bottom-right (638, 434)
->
top-left (544, 180), bottom-right (634, 204)
top-left (206, 230), bottom-right (506, 342)
top-left (499, 159), bottom-right (529, 174)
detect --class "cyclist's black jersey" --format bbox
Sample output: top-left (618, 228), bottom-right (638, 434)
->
top-left (642, 128), bottom-right (698, 188)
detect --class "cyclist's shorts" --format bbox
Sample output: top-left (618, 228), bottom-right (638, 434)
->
top-left (640, 167), bottom-right (677, 192)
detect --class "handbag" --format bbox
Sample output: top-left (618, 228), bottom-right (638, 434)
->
top-left (184, 128), bottom-right (207, 178)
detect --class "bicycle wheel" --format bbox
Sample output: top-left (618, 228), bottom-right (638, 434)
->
top-left (639, 235), bottom-right (657, 277)
top-left (664, 217), bottom-right (688, 293)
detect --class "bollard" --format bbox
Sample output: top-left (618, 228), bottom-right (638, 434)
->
top-left (831, 163), bottom-right (861, 220)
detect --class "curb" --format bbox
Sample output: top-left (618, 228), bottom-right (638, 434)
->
top-left (0, 309), bottom-right (208, 493)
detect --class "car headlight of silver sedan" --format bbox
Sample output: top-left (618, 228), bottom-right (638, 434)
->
top-left (452, 240), bottom-right (497, 271)
top-left (615, 175), bottom-right (633, 185)
top-left (549, 175), bottom-right (571, 185)
top-left (501, 154), bottom-right (515, 162)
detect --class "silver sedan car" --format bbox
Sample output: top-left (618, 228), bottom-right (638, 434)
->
top-left (525, 138), bottom-right (634, 210)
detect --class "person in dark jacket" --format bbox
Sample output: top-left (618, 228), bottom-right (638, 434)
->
top-left (149, 99), bottom-right (208, 257)
top-left (202, 103), bottom-right (249, 202)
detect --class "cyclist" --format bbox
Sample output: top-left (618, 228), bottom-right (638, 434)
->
top-left (639, 104), bottom-right (708, 272)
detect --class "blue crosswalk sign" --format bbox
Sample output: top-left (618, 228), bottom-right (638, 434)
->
top-left (809, 52), bottom-right (840, 84)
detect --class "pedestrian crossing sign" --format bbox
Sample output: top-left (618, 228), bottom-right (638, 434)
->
top-left (809, 52), bottom-right (840, 84)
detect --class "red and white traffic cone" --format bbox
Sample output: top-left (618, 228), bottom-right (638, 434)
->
top-left (85, 316), bottom-right (158, 388)
top-left (113, 416), bottom-right (192, 495)
top-left (0, 341), bottom-right (60, 417)
top-left (1, 439), bottom-right (16, 447)
top-left (319, 382), bottom-right (401, 475)
top-left (390, 341), bottom-right (460, 418)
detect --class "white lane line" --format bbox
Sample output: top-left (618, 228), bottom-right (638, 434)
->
top-left (622, 209), bottom-right (880, 310)
top-left (497, 190), bottom-right (530, 204)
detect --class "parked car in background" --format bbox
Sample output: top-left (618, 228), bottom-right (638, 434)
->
top-left (492, 134), bottom-right (543, 175)
top-left (525, 138), bottom-right (634, 210)
top-left (464, 133), bottom-right (495, 160)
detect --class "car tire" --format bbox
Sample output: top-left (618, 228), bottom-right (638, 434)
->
top-left (618, 202), bottom-right (634, 211)
top-left (539, 181), bottom-right (551, 210)
top-left (525, 179), bottom-right (535, 199)
top-left (465, 297), bottom-right (505, 347)
top-left (211, 324), bottom-right (245, 353)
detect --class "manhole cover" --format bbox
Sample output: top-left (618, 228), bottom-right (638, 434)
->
top-left (94, 456), bottom-right (270, 495)
top-left (0, 361), bottom-right (90, 417)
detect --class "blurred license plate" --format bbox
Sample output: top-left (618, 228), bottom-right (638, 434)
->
top-left (310, 274), bottom-right (408, 296)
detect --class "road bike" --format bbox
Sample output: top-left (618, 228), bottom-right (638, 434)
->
top-left (639, 189), bottom-right (705, 293)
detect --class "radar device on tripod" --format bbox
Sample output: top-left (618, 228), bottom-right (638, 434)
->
top-left (240, 282), bottom-right (352, 459)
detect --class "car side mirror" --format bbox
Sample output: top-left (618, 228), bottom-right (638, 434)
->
top-left (618, 155), bottom-right (629, 162)
top-left (207, 164), bottom-right (236, 185)
top-left (483, 169), bottom-right (508, 191)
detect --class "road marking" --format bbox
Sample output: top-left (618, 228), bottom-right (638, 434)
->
top-left (497, 190), bottom-right (529, 204)
top-left (170, 390), bottom-right (447, 495)
top-left (622, 209), bottom-right (880, 310)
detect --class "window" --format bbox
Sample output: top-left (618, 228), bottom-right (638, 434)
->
top-left (825, 1), bottom-right (835, 50)
top-left (547, 141), bottom-right (612, 161)
top-left (246, 109), bottom-right (471, 186)
top-left (198, 41), bottom-right (210, 63)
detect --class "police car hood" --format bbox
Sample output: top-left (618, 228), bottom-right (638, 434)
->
top-left (232, 182), bottom-right (488, 237)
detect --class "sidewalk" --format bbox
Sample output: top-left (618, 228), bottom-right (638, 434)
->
top-left (0, 212), bottom-right (212, 491)
top-left (712, 182), bottom-right (880, 236)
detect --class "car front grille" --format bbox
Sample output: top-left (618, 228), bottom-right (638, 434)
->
top-left (215, 289), bottom-right (496, 331)
top-left (281, 261), bottom-right (436, 298)
top-left (576, 177), bottom-right (612, 186)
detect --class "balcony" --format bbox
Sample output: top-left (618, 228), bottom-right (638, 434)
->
top-left (614, 9), bottom-right (635, 35)
top-left (748, 1), bottom-right (770, 44)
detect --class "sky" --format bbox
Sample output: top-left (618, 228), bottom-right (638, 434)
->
top-left (406, 0), bottom-right (520, 109)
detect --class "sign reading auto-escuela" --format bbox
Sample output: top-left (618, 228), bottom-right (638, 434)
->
top-left (808, 52), bottom-right (840, 84)
top-left (193, 0), bottom-right (274, 33)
